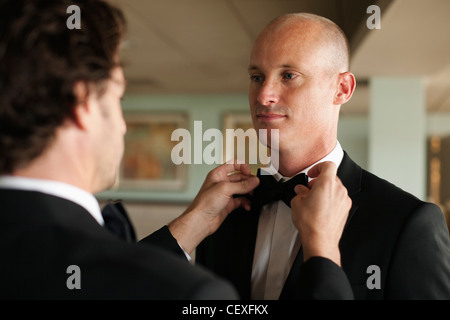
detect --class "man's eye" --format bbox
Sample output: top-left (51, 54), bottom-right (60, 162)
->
top-left (283, 72), bottom-right (296, 80)
top-left (250, 75), bottom-right (263, 83)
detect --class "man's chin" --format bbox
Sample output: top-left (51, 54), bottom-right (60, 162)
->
top-left (257, 129), bottom-right (281, 149)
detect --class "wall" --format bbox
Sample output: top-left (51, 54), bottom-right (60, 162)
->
top-left (97, 93), bottom-right (250, 203)
top-left (95, 94), bottom-right (450, 241)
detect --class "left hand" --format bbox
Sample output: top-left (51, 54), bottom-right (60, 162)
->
top-left (290, 161), bottom-right (351, 266)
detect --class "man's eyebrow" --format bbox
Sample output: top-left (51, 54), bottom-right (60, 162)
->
top-left (248, 65), bottom-right (259, 72)
top-left (279, 64), bottom-right (297, 69)
top-left (247, 64), bottom-right (300, 72)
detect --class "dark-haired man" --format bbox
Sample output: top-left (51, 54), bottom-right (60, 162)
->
top-left (0, 0), bottom-right (253, 299)
top-left (0, 0), bottom-right (352, 299)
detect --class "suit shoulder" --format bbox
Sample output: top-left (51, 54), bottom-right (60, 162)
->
top-left (348, 167), bottom-right (447, 235)
top-left (360, 168), bottom-right (425, 207)
top-left (357, 168), bottom-right (447, 234)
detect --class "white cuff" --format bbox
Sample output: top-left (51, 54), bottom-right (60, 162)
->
top-left (178, 242), bottom-right (192, 262)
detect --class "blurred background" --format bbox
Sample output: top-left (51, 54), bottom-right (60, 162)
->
top-left (96, 0), bottom-right (450, 239)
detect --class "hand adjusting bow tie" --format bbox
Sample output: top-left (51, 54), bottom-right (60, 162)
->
top-left (101, 201), bottom-right (136, 243)
top-left (251, 168), bottom-right (309, 208)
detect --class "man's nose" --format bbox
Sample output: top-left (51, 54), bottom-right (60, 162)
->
top-left (257, 79), bottom-right (280, 106)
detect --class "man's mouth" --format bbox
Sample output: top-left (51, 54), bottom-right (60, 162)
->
top-left (256, 113), bottom-right (287, 121)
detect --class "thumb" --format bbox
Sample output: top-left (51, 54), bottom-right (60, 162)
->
top-left (294, 184), bottom-right (309, 196)
top-left (232, 176), bottom-right (260, 196)
top-left (291, 184), bottom-right (309, 208)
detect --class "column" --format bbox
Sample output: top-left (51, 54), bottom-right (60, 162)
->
top-left (369, 77), bottom-right (426, 200)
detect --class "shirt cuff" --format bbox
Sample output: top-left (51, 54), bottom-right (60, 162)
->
top-left (177, 242), bottom-right (192, 262)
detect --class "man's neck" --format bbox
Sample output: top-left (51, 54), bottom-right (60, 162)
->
top-left (276, 140), bottom-right (338, 177)
top-left (13, 163), bottom-right (90, 193)
top-left (12, 137), bottom-right (94, 194)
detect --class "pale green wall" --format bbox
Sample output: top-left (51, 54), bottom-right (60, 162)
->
top-left (96, 94), bottom-right (250, 203)
top-left (95, 93), bottom-right (450, 203)
top-left (338, 115), bottom-right (369, 170)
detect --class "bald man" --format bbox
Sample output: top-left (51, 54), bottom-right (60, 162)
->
top-left (197, 13), bottom-right (450, 300)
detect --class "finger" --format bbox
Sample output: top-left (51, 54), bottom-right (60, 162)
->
top-left (234, 162), bottom-right (252, 176)
top-left (207, 162), bottom-right (251, 183)
top-left (227, 176), bottom-right (259, 196)
top-left (307, 161), bottom-right (337, 179)
top-left (291, 186), bottom-right (309, 208)
top-left (294, 184), bottom-right (309, 196)
top-left (224, 160), bottom-right (252, 176)
top-left (227, 172), bottom-right (256, 182)
top-left (307, 178), bottom-right (317, 189)
top-left (220, 161), bottom-right (252, 177)
top-left (231, 196), bottom-right (252, 212)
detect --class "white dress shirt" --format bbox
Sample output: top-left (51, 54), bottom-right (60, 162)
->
top-left (0, 176), bottom-right (104, 225)
top-left (251, 141), bottom-right (344, 300)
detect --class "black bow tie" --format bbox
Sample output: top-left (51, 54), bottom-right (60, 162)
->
top-left (101, 201), bottom-right (136, 243)
top-left (251, 169), bottom-right (308, 208)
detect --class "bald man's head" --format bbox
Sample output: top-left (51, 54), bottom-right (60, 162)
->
top-left (255, 13), bottom-right (350, 73)
top-left (247, 12), bottom-right (356, 168)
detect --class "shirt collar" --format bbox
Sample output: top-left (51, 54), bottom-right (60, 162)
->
top-left (261, 140), bottom-right (344, 182)
top-left (0, 176), bottom-right (104, 225)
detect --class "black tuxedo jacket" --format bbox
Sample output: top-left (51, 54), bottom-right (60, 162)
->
top-left (196, 152), bottom-right (450, 299)
top-left (0, 189), bottom-right (237, 299)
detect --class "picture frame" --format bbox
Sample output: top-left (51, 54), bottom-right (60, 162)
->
top-left (113, 112), bottom-right (188, 191)
top-left (222, 111), bottom-right (268, 175)
top-left (427, 135), bottom-right (450, 231)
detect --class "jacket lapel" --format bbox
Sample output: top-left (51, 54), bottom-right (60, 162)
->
top-left (337, 151), bottom-right (362, 226)
top-left (279, 246), bottom-right (304, 299)
top-left (230, 203), bottom-right (261, 299)
top-left (279, 151), bottom-right (362, 299)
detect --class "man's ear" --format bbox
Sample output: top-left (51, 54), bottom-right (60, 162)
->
top-left (333, 72), bottom-right (356, 106)
top-left (72, 81), bottom-right (91, 130)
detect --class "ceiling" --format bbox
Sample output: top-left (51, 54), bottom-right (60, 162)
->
top-left (111, 0), bottom-right (450, 114)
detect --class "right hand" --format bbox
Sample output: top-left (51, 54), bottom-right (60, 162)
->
top-left (290, 161), bottom-right (351, 266)
top-left (168, 162), bottom-right (259, 254)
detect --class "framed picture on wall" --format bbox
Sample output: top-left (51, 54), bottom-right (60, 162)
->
top-left (427, 135), bottom-right (450, 231)
top-left (222, 111), bottom-right (268, 175)
top-left (114, 112), bottom-right (188, 191)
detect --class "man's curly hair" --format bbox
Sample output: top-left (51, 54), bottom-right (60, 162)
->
top-left (0, 0), bottom-right (126, 173)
